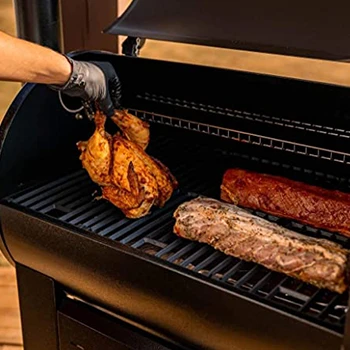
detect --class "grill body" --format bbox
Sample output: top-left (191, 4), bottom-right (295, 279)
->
top-left (1, 50), bottom-right (350, 350)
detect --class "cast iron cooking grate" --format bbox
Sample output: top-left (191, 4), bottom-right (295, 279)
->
top-left (3, 133), bottom-right (350, 335)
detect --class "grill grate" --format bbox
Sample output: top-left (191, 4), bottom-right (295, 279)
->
top-left (129, 100), bottom-right (350, 164)
top-left (4, 133), bottom-right (350, 335)
top-left (138, 92), bottom-right (350, 139)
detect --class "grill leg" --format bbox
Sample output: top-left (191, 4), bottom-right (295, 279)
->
top-left (343, 292), bottom-right (350, 350)
top-left (16, 264), bottom-right (59, 350)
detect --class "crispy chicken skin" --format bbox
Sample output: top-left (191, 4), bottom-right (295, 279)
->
top-left (102, 161), bottom-right (145, 213)
top-left (77, 109), bottom-right (178, 218)
top-left (112, 109), bottom-right (150, 150)
top-left (76, 111), bottom-right (112, 186)
top-left (107, 135), bottom-right (158, 217)
top-left (122, 138), bottom-right (178, 208)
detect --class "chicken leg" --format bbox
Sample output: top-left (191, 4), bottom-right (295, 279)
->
top-left (77, 110), bottom-right (112, 186)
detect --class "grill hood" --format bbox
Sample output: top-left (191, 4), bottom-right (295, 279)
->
top-left (104, 0), bottom-right (350, 61)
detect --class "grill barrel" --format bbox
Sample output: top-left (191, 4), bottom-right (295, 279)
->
top-left (2, 50), bottom-right (350, 349)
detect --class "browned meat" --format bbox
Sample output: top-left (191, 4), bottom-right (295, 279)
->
top-left (221, 168), bottom-right (350, 237)
top-left (112, 109), bottom-right (150, 150)
top-left (77, 111), bottom-right (112, 187)
top-left (77, 109), bottom-right (178, 218)
top-left (173, 196), bottom-right (350, 293)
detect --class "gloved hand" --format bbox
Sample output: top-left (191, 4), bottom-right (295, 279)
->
top-left (50, 56), bottom-right (122, 117)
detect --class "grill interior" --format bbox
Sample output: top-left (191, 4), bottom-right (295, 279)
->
top-left (3, 119), bottom-right (350, 335)
top-left (134, 93), bottom-right (350, 164)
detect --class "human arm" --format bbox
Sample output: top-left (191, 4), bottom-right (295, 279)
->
top-left (0, 30), bottom-right (121, 116)
top-left (0, 30), bottom-right (71, 85)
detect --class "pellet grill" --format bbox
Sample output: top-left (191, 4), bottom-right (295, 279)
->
top-left (2, 0), bottom-right (350, 349)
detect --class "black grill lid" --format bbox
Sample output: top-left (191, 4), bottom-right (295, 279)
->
top-left (104, 0), bottom-right (350, 61)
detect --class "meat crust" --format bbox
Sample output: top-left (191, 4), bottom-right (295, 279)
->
top-left (76, 111), bottom-right (112, 186)
top-left (221, 168), bottom-right (350, 237)
top-left (111, 109), bottom-right (150, 150)
top-left (173, 196), bottom-right (349, 293)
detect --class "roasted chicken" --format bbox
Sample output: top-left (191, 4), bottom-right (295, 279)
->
top-left (77, 109), bottom-right (178, 218)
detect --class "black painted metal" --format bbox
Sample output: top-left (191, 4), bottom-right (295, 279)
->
top-left (0, 204), bottom-right (342, 350)
top-left (58, 298), bottom-right (179, 349)
top-left (344, 293), bottom-right (350, 350)
top-left (16, 264), bottom-right (59, 350)
top-left (105, 0), bottom-right (350, 61)
top-left (13, 0), bottom-right (62, 51)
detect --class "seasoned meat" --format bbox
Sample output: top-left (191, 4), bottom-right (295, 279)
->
top-left (112, 109), bottom-right (150, 150)
top-left (221, 168), bottom-right (350, 237)
top-left (107, 134), bottom-right (174, 218)
top-left (77, 111), bottom-right (112, 187)
top-left (77, 109), bottom-right (178, 218)
top-left (117, 138), bottom-right (178, 208)
top-left (173, 196), bottom-right (349, 293)
top-left (102, 161), bottom-right (145, 212)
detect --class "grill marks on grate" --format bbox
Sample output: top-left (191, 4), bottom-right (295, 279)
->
top-left (7, 135), bottom-right (350, 334)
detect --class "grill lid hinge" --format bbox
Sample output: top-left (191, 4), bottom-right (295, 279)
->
top-left (122, 37), bottom-right (146, 56)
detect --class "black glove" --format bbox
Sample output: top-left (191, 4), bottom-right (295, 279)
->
top-left (50, 56), bottom-right (122, 117)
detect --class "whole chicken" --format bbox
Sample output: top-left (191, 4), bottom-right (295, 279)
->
top-left (77, 109), bottom-right (178, 218)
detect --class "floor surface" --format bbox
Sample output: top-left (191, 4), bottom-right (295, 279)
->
top-left (0, 251), bottom-right (22, 349)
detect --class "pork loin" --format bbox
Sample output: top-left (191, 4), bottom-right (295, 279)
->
top-left (221, 168), bottom-right (350, 237)
top-left (173, 196), bottom-right (349, 293)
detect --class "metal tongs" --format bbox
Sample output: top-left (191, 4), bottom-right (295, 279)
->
top-left (81, 101), bottom-right (96, 121)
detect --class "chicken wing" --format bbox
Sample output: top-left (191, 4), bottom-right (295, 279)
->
top-left (112, 109), bottom-right (150, 150)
